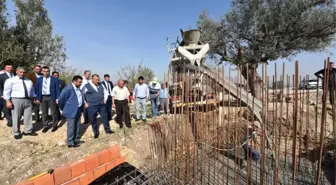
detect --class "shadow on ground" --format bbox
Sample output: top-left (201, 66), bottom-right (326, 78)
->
top-left (90, 162), bottom-right (146, 185)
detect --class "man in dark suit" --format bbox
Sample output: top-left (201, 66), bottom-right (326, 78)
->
top-left (52, 71), bottom-right (66, 122)
top-left (35, 66), bottom-right (60, 133)
top-left (52, 71), bottom-right (66, 91)
top-left (83, 74), bottom-right (113, 138)
top-left (101, 74), bottom-right (114, 120)
top-left (58, 75), bottom-right (84, 148)
top-left (315, 62), bottom-right (336, 105)
top-left (26, 65), bottom-right (42, 121)
top-left (0, 64), bottom-right (14, 127)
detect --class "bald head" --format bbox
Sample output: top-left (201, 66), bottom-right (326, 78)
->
top-left (118, 80), bottom-right (124, 88)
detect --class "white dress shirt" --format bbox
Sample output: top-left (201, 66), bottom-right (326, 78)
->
top-left (3, 76), bottom-right (35, 99)
top-left (72, 83), bottom-right (83, 107)
top-left (35, 73), bottom-right (41, 78)
top-left (42, 76), bottom-right (51, 95)
top-left (80, 77), bottom-right (90, 90)
top-left (103, 81), bottom-right (113, 96)
top-left (82, 81), bottom-right (108, 101)
top-left (6, 72), bottom-right (13, 78)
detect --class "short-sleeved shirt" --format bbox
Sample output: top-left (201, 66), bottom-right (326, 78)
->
top-left (112, 86), bottom-right (130, 101)
top-left (148, 82), bottom-right (161, 99)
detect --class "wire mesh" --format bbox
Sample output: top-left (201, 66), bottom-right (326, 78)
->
top-left (101, 59), bottom-right (335, 185)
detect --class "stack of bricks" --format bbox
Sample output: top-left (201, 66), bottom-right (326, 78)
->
top-left (16, 145), bottom-right (126, 185)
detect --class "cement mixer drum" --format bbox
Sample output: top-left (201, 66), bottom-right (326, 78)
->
top-left (180, 29), bottom-right (201, 46)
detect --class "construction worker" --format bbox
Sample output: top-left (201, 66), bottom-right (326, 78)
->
top-left (241, 123), bottom-right (262, 168)
top-left (315, 62), bottom-right (336, 105)
top-left (148, 77), bottom-right (161, 118)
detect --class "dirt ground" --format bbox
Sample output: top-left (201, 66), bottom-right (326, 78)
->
top-left (0, 105), bottom-right (153, 185)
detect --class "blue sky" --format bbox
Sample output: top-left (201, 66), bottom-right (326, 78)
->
top-left (6, 0), bottom-right (334, 82)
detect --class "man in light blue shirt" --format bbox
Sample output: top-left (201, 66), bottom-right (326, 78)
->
top-left (159, 83), bottom-right (170, 114)
top-left (58, 75), bottom-right (85, 148)
top-left (133, 76), bottom-right (149, 121)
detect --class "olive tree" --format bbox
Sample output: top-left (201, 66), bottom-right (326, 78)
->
top-left (117, 61), bottom-right (154, 88)
top-left (197, 0), bottom-right (336, 98)
top-left (0, 0), bottom-right (66, 69)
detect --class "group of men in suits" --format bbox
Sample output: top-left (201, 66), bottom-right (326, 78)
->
top-left (59, 71), bottom-right (131, 147)
top-left (0, 64), bottom-right (131, 148)
top-left (0, 65), bottom-right (67, 139)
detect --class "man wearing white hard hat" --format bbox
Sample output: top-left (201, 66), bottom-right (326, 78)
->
top-left (148, 77), bottom-right (161, 118)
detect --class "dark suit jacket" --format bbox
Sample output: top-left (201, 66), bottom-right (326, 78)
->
top-left (0, 73), bottom-right (12, 97)
top-left (100, 80), bottom-right (114, 95)
top-left (36, 76), bottom-right (60, 101)
top-left (26, 72), bottom-right (42, 87)
top-left (58, 84), bottom-right (84, 119)
top-left (59, 79), bottom-right (66, 90)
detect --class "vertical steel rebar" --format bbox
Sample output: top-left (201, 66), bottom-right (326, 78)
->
top-left (316, 59), bottom-right (329, 185)
top-left (292, 61), bottom-right (299, 185)
top-left (273, 63), bottom-right (279, 185)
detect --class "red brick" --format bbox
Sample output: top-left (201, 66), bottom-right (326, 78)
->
top-left (93, 165), bottom-right (105, 179)
top-left (53, 164), bottom-right (72, 185)
top-left (15, 180), bottom-right (34, 185)
top-left (79, 170), bottom-right (94, 185)
top-left (69, 159), bottom-right (87, 178)
top-left (97, 149), bottom-right (110, 165)
top-left (115, 156), bottom-right (126, 165)
top-left (64, 179), bottom-right (80, 185)
top-left (108, 145), bottom-right (121, 160)
top-left (84, 155), bottom-right (99, 171)
top-left (33, 173), bottom-right (54, 185)
top-left (105, 160), bottom-right (117, 171)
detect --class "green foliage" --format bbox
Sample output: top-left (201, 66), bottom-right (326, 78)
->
top-left (0, 0), bottom-right (66, 70)
top-left (197, 0), bottom-right (336, 66)
top-left (117, 61), bottom-right (155, 89)
top-left (59, 65), bottom-right (82, 84)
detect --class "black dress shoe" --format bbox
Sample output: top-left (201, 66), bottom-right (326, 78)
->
top-left (14, 135), bottom-right (22, 140)
top-left (135, 119), bottom-right (140, 121)
top-left (51, 126), bottom-right (58, 132)
top-left (119, 124), bottom-right (123, 129)
top-left (68, 144), bottom-right (79, 148)
top-left (22, 132), bottom-right (38, 136)
top-left (42, 127), bottom-right (49, 133)
top-left (7, 122), bottom-right (12, 127)
top-left (94, 135), bottom-right (99, 139)
top-left (75, 141), bottom-right (85, 145)
top-left (142, 119), bottom-right (147, 122)
top-left (105, 130), bottom-right (114, 134)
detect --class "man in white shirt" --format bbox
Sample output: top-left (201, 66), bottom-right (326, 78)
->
top-left (3, 67), bottom-right (37, 140)
top-left (0, 65), bottom-right (14, 127)
top-left (80, 70), bottom-right (91, 124)
top-left (101, 74), bottom-right (114, 121)
top-left (80, 70), bottom-right (91, 90)
top-left (112, 80), bottom-right (131, 129)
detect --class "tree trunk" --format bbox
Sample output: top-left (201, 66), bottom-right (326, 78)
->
top-left (241, 63), bottom-right (263, 100)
